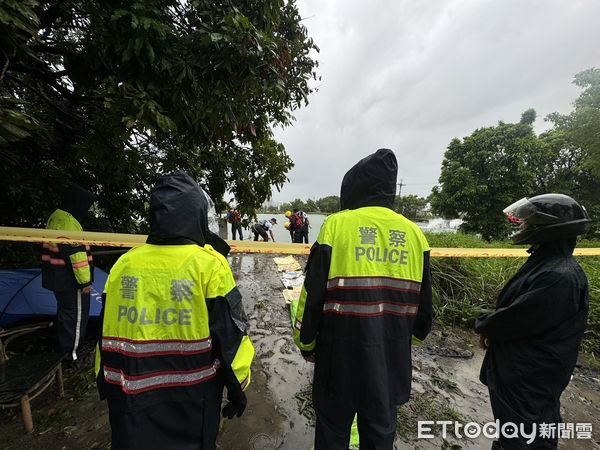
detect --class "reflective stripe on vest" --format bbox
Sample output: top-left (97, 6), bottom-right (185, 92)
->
top-left (102, 336), bottom-right (212, 357)
top-left (327, 276), bottom-right (421, 293)
top-left (41, 254), bottom-right (66, 266)
top-left (323, 301), bottom-right (418, 317)
top-left (43, 242), bottom-right (61, 253)
top-left (103, 360), bottom-right (221, 394)
top-left (72, 260), bottom-right (89, 269)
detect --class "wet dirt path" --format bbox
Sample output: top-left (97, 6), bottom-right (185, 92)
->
top-left (217, 254), bottom-right (314, 449)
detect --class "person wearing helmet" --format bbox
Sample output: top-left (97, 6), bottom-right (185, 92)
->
top-left (475, 193), bottom-right (590, 449)
top-left (285, 210), bottom-right (295, 242)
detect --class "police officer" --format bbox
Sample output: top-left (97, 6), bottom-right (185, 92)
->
top-left (293, 149), bottom-right (432, 449)
top-left (476, 194), bottom-right (590, 449)
top-left (42, 182), bottom-right (95, 361)
top-left (96, 171), bottom-right (254, 449)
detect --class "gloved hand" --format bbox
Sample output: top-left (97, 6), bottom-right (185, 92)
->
top-left (222, 390), bottom-right (247, 419)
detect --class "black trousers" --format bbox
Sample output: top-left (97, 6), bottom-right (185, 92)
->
top-left (252, 224), bottom-right (268, 241)
top-left (489, 390), bottom-right (559, 449)
top-left (314, 398), bottom-right (396, 450)
top-left (53, 289), bottom-right (90, 360)
top-left (108, 380), bottom-right (223, 450)
top-left (293, 227), bottom-right (309, 243)
top-left (231, 222), bottom-right (243, 240)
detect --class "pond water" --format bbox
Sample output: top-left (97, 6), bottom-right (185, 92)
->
top-left (226, 214), bottom-right (462, 243)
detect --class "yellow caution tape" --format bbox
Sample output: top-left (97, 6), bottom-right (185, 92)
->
top-left (1, 226), bottom-right (599, 257)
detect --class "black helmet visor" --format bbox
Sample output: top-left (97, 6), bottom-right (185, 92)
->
top-left (503, 198), bottom-right (537, 223)
top-left (503, 197), bottom-right (559, 225)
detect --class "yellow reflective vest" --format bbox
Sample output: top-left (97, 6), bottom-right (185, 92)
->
top-left (294, 206), bottom-right (430, 352)
top-left (42, 209), bottom-right (93, 291)
top-left (293, 206), bottom-right (432, 406)
top-left (97, 243), bottom-right (254, 400)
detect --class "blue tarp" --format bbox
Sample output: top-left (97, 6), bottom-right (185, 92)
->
top-left (0, 267), bottom-right (107, 328)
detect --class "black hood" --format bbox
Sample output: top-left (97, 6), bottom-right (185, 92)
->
top-left (147, 171), bottom-right (231, 256)
top-left (340, 148), bottom-right (397, 210)
top-left (60, 182), bottom-right (95, 223)
top-left (147, 171), bottom-right (209, 246)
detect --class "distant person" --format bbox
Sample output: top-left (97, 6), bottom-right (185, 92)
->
top-left (298, 210), bottom-right (310, 243)
top-left (96, 171), bottom-right (254, 449)
top-left (227, 207), bottom-right (244, 240)
top-left (285, 210), bottom-right (294, 242)
top-left (294, 149), bottom-right (432, 449)
top-left (252, 217), bottom-right (277, 242)
top-left (476, 194), bottom-right (590, 450)
top-left (42, 182), bottom-right (95, 361)
top-left (289, 209), bottom-right (302, 243)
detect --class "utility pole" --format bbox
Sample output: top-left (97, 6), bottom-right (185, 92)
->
top-left (397, 179), bottom-right (404, 197)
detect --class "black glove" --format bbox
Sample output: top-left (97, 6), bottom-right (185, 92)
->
top-left (301, 349), bottom-right (315, 363)
top-left (222, 390), bottom-right (247, 419)
top-left (206, 231), bottom-right (231, 257)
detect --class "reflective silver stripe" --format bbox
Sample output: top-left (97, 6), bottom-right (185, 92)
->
top-left (294, 320), bottom-right (302, 331)
top-left (102, 338), bottom-right (212, 355)
top-left (103, 361), bottom-right (220, 393)
top-left (327, 277), bottom-right (421, 291)
top-left (72, 289), bottom-right (82, 361)
top-left (323, 301), bottom-right (418, 316)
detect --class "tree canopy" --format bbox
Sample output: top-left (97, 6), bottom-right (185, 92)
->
top-left (430, 115), bottom-right (543, 240)
top-left (260, 195), bottom-right (340, 215)
top-left (394, 194), bottom-right (430, 220)
top-left (431, 68), bottom-right (600, 240)
top-left (0, 0), bottom-right (318, 231)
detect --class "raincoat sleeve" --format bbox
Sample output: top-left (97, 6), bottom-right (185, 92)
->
top-left (47, 211), bottom-right (92, 287)
top-left (293, 240), bottom-right (332, 355)
top-left (63, 244), bottom-right (92, 287)
top-left (413, 250), bottom-right (433, 340)
top-left (475, 270), bottom-right (581, 342)
top-left (207, 259), bottom-right (255, 395)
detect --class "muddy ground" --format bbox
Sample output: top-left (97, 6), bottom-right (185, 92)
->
top-left (1, 254), bottom-right (599, 449)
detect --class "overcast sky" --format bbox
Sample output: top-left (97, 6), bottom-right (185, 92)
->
top-left (269, 0), bottom-right (600, 203)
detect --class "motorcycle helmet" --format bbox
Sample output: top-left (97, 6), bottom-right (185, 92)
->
top-left (503, 193), bottom-right (591, 244)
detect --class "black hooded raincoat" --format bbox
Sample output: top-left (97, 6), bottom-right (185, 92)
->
top-left (476, 239), bottom-right (589, 449)
top-left (297, 149), bottom-right (433, 449)
top-left (97, 172), bottom-right (249, 450)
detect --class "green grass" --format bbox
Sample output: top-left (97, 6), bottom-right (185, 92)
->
top-left (396, 391), bottom-right (466, 441)
top-left (425, 233), bottom-right (600, 356)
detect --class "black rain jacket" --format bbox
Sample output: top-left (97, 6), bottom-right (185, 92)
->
top-left (475, 239), bottom-right (588, 449)
top-left (41, 183), bottom-right (95, 292)
top-left (302, 149), bottom-right (433, 416)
